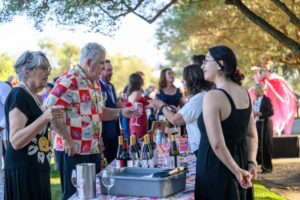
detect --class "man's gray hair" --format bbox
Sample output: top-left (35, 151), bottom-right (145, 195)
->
top-left (80, 43), bottom-right (106, 65)
top-left (254, 83), bottom-right (265, 91)
top-left (14, 51), bottom-right (50, 82)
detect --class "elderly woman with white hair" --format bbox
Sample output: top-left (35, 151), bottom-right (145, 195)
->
top-left (4, 51), bottom-right (64, 200)
top-left (253, 83), bottom-right (274, 173)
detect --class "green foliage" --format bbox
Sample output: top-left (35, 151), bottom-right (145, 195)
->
top-left (155, 0), bottom-right (300, 89)
top-left (0, 53), bottom-right (16, 81)
top-left (38, 39), bottom-right (80, 82)
top-left (109, 53), bottom-right (157, 94)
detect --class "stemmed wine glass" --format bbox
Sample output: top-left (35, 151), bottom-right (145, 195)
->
top-left (101, 166), bottom-right (115, 200)
top-left (131, 102), bottom-right (143, 126)
top-left (71, 169), bottom-right (84, 197)
top-left (120, 92), bottom-right (127, 102)
top-left (100, 91), bottom-right (107, 107)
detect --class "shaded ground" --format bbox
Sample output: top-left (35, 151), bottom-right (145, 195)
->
top-left (257, 158), bottom-right (300, 200)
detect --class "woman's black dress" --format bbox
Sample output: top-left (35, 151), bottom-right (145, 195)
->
top-left (195, 89), bottom-right (254, 200)
top-left (4, 88), bottom-right (51, 200)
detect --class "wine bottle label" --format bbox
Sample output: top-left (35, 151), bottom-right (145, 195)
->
top-left (141, 160), bottom-right (148, 168)
top-left (148, 159), bottom-right (154, 168)
top-left (116, 160), bottom-right (125, 168)
top-left (133, 160), bottom-right (140, 167)
top-left (127, 160), bottom-right (133, 167)
top-left (116, 160), bottom-right (121, 169)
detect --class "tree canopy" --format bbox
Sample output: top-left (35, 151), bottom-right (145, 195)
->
top-left (1, 0), bottom-right (300, 57)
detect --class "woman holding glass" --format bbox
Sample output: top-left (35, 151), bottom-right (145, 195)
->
top-left (4, 51), bottom-right (64, 200)
top-left (195, 46), bottom-right (258, 199)
top-left (127, 73), bottom-right (149, 139)
top-left (150, 63), bottom-right (212, 156)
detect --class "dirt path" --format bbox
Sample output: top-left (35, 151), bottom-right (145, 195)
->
top-left (257, 158), bottom-right (300, 200)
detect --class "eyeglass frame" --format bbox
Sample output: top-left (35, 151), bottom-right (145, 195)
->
top-left (203, 58), bottom-right (224, 69)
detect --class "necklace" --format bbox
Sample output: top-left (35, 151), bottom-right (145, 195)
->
top-left (20, 82), bottom-right (42, 110)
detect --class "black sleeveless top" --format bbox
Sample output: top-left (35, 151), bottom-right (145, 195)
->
top-left (195, 89), bottom-right (254, 200)
top-left (4, 87), bottom-right (51, 171)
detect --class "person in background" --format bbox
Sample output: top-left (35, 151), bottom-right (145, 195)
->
top-left (41, 82), bottom-right (54, 103)
top-left (45, 43), bottom-right (133, 200)
top-left (127, 73), bottom-right (148, 139)
top-left (0, 81), bottom-right (11, 199)
top-left (191, 54), bottom-right (205, 65)
top-left (6, 75), bottom-right (18, 87)
top-left (195, 45), bottom-right (258, 199)
top-left (253, 83), bottom-right (274, 173)
top-left (123, 71), bottom-right (145, 94)
top-left (150, 63), bottom-right (212, 156)
top-left (99, 59), bottom-right (123, 164)
top-left (156, 68), bottom-right (185, 118)
top-left (4, 51), bottom-right (63, 200)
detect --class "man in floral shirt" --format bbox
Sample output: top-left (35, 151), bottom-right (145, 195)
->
top-left (45, 42), bottom-right (133, 200)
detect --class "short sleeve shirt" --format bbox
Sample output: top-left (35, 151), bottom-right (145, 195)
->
top-left (45, 65), bottom-right (103, 155)
top-left (178, 92), bottom-right (206, 153)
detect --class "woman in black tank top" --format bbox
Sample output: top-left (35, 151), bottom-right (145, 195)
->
top-left (194, 46), bottom-right (258, 200)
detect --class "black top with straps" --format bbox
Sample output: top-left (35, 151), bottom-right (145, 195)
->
top-left (195, 88), bottom-right (254, 200)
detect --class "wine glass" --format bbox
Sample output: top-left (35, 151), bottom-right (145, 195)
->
top-left (131, 102), bottom-right (143, 126)
top-left (71, 169), bottom-right (84, 197)
top-left (100, 91), bottom-right (107, 107)
top-left (102, 166), bottom-right (115, 200)
top-left (120, 92), bottom-right (127, 102)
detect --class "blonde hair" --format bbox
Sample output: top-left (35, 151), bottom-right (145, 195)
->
top-left (254, 83), bottom-right (264, 92)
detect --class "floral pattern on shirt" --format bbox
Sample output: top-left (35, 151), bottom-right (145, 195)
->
top-left (45, 65), bottom-right (103, 155)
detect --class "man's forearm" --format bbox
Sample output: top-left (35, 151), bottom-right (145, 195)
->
top-left (51, 118), bottom-right (70, 140)
top-left (102, 107), bottom-right (121, 121)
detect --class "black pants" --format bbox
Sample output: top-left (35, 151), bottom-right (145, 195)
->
top-left (103, 137), bottom-right (118, 164)
top-left (256, 120), bottom-right (273, 172)
top-left (54, 150), bottom-right (101, 200)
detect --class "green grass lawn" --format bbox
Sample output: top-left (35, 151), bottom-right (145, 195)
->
top-left (50, 160), bottom-right (286, 200)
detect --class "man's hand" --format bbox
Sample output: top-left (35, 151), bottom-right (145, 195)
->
top-left (121, 107), bottom-right (135, 118)
top-left (63, 136), bottom-right (75, 156)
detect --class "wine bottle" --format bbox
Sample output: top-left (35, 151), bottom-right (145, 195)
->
top-left (129, 135), bottom-right (140, 167)
top-left (121, 140), bottom-right (131, 167)
top-left (169, 133), bottom-right (179, 168)
top-left (141, 135), bottom-right (151, 168)
top-left (116, 135), bottom-right (124, 169)
top-left (147, 107), bottom-right (156, 130)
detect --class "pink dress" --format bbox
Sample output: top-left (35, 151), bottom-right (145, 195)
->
top-left (249, 70), bottom-right (297, 134)
top-left (127, 97), bottom-right (149, 139)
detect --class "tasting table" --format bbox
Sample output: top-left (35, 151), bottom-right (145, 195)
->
top-left (69, 152), bottom-right (196, 200)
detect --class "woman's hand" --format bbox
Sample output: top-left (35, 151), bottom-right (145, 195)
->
top-left (43, 105), bottom-right (65, 122)
top-left (148, 99), bottom-right (165, 110)
top-left (235, 168), bottom-right (253, 189)
top-left (248, 163), bottom-right (257, 180)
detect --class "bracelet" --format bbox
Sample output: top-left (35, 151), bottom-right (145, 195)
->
top-left (159, 104), bottom-right (168, 114)
top-left (247, 160), bottom-right (257, 167)
top-left (118, 109), bottom-right (123, 118)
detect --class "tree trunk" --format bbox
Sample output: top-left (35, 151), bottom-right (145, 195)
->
top-left (226, 0), bottom-right (300, 57)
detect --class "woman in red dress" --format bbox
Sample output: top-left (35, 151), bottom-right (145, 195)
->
top-left (127, 73), bottom-right (149, 139)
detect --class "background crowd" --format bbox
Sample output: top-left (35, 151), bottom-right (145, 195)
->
top-left (0, 42), bottom-right (298, 200)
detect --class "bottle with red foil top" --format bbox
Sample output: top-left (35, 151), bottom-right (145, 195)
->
top-left (116, 135), bottom-right (124, 168)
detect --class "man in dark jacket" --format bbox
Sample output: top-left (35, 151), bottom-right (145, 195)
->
top-left (253, 83), bottom-right (274, 173)
top-left (99, 59), bottom-right (123, 164)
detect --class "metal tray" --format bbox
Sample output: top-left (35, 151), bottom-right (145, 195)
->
top-left (98, 167), bottom-right (186, 198)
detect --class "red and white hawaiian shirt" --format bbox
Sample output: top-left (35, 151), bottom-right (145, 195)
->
top-left (45, 65), bottom-right (103, 155)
